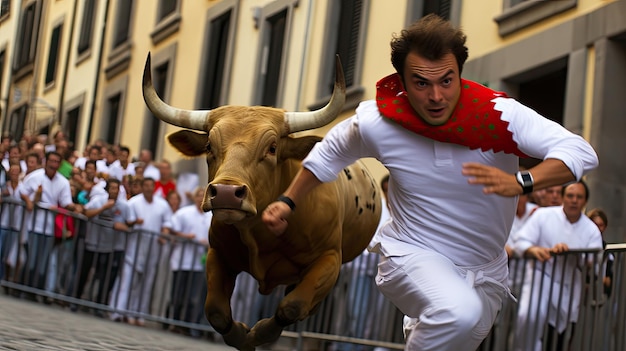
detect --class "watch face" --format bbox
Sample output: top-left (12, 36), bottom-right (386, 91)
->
top-left (521, 173), bottom-right (532, 185)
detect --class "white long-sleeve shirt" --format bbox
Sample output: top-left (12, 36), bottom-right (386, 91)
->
top-left (169, 205), bottom-right (212, 271)
top-left (302, 98), bottom-right (598, 267)
top-left (513, 206), bottom-right (602, 330)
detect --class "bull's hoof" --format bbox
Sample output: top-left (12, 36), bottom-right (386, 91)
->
top-left (221, 321), bottom-right (251, 350)
top-left (246, 317), bottom-right (284, 347)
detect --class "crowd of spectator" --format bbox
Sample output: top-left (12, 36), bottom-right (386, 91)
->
top-left (0, 131), bottom-right (208, 338)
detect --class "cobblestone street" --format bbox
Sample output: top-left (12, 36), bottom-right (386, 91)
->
top-left (0, 293), bottom-right (233, 351)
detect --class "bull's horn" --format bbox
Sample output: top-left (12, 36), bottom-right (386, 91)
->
top-left (284, 55), bottom-right (346, 134)
top-left (142, 53), bottom-right (209, 131)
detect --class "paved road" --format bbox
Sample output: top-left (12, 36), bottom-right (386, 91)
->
top-left (0, 293), bottom-right (234, 351)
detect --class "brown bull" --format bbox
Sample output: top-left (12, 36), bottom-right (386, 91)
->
top-left (142, 53), bottom-right (381, 350)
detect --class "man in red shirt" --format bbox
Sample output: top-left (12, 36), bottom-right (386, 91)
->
top-left (154, 159), bottom-right (176, 199)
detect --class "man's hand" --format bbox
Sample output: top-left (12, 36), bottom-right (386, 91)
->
top-left (113, 222), bottom-right (130, 232)
top-left (462, 162), bottom-right (521, 197)
top-left (551, 242), bottom-right (569, 254)
top-left (262, 201), bottom-right (292, 236)
top-left (525, 246), bottom-right (553, 262)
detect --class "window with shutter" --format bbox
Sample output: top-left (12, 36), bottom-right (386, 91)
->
top-left (45, 24), bottom-right (63, 86)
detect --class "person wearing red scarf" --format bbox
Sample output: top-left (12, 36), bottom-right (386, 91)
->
top-left (263, 14), bottom-right (598, 350)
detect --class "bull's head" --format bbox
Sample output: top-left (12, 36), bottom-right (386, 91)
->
top-left (142, 53), bottom-right (345, 224)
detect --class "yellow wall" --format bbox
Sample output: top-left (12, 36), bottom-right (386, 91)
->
top-left (464, 0), bottom-right (616, 60)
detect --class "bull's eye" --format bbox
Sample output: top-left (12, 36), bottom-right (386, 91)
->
top-left (268, 143), bottom-right (277, 155)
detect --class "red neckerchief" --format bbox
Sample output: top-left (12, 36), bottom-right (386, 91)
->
top-left (376, 73), bottom-right (528, 157)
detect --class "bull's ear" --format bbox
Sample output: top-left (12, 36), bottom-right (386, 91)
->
top-left (167, 130), bottom-right (208, 157)
top-left (281, 135), bottom-right (323, 161)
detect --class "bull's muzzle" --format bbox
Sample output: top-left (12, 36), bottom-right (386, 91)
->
top-left (208, 184), bottom-right (248, 210)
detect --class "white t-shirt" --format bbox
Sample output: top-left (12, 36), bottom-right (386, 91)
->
top-left (109, 162), bottom-right (136, 180)
top-left (1, 181), bottom-right (25, 230)
top-left (20, 168), bottom-right (73, 235)
top-left (96, 159), bottom-right (116, 176)
top-left (73, 157), bottom-right (87, 170)
top-left (302, 97), bottom-right (598, 267)
top-left (169, 205), bottom-right (212, 271)
top-left (126, 194), bottom-right (172, 269)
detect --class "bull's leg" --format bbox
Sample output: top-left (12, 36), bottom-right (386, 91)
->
top-left (204, 249), bottom-right (251, 350)
top-left (246, 250), bottom-right (341, 347)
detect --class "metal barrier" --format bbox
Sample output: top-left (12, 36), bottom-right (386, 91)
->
top-left (479, 247), bottom-right (625, 351)
top-left (1, 196), bottom-right (625, 350)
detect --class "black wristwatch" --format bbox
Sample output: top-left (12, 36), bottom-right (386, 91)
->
top-left (515, 170), bottom-right (534, 194)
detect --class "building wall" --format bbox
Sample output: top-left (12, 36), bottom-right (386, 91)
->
top-left (463, 0), bottom-right (626, 240)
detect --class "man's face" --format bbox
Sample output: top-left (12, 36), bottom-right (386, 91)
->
top-left (45, 154), bottom-right (62, 173)
top-left (119, 150), bottom-right (129, 163)
top-left (56, 142), bottom-right (68, 157)
top-left (88, 148), bottom-right (100, 161)
top-left (108, 182), bottom-right (120, 200)
top-left (544, 185), bottom-right (563, 207)
top-left (106, 150), bottom-right (117, 163)
top-left (159, 162), bottom-right (171, 179)
top-left (8, 147), bottom-right (20, 161)
top-left (26, 156), bottom-right (39, 172)
top-left (562, 183), bottom-right (587, 219)
top-left (8, 164), bottom-right (21, 179)
top-left (402, 51), bottom-right (461, 126)
top-left (130, 180), bottom-right (142, 195)
top-left (140, 150), bottom-right (151, 164)
top-left (85, 163), bottom-right (96, 179)
top-left (142, 179), bottom-right (155, 198)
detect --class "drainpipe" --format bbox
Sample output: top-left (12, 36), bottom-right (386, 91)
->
top-left (84, 0), bottom-right (110, 144)
top-left (56, 0), bottom-right (79, 130)
top-left (30, 0), bottom-right (50, 135)
top-left (294, 0), bottom-right (314, 110)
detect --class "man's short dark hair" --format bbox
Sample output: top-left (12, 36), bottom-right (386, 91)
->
top-left (45, 151), bottom-right (62, 161)
top-left (563, 180), bottom-right (590, 201)
top-left (105, 178), bottom-right (121, 191)
top-left (390, 14), bottom-right (468, 79)
top-left (119, 145), bottom-right (130, 155)
top-left (142, 177), bottom-right (155, 186)
top-left (85, 159), bottom-right (97, 169)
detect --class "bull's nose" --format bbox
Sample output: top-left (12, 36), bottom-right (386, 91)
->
top-left (208, 184), bottom-right (248, 209)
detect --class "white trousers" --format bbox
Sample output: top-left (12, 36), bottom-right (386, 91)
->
top-left (375, 249), bottom-right (509, 351)
top-left (112, 251), bottom-right (159, 316)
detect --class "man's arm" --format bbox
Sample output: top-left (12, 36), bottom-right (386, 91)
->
top-left (262, 168), bottom-right (322, 236)
top-left (20, 192), bottom-right (34, 211)
top-left (84, 199), bottom-right (115, 218)
top-left (463, 158), bottom-right (575, 197)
